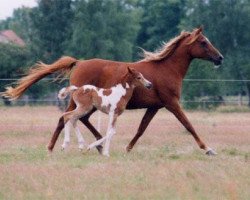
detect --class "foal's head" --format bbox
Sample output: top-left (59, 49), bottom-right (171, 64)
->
top-left (186, 27), bottom-right (223, 66)
top-left (125, 67), bottom-right (152, 89)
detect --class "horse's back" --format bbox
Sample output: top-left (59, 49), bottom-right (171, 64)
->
top-left (70, 58), bottom-right (129, 87)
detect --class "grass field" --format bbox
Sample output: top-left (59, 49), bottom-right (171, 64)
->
top-left (0, 106), bottom-right (249, 200)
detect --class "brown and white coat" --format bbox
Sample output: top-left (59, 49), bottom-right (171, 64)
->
top-left (58, 67), bottom-right (152, 156)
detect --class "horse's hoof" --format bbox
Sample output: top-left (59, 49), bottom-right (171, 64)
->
top-left (205, 149), bottom-right (217, 156)
top-left (47, 144), bottom-right (53, 152)
top-left (126, 145), bottom-right (132, 152)
top-left (47, 149), bottom-right (53, 155)
top-left (97, 145), bottom-right (103, 154)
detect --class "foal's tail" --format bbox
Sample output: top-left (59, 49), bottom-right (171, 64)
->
top-left (1, 56), bottom-right (77, 100)
top-left (58, 85), bottom-right (78, 100)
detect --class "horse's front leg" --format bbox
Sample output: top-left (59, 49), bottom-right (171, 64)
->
top-left (126, 108), bottom-right (158, 152)
top-left (166, 99), bottom-right (217, 155)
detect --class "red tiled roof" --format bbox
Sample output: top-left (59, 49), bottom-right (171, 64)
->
top-left (0, 30), bottom-right (25, 46)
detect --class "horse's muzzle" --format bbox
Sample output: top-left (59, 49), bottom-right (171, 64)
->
top-left (213, 55), bottom-right (224, 66)
top-left (146, 83), bottom-right (153, 89)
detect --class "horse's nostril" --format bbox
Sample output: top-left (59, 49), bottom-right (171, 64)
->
top-left (218, 55), bottom-right (224, 61)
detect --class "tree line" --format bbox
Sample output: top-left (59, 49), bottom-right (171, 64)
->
top-left (0, 0), bottom-right (249, 108)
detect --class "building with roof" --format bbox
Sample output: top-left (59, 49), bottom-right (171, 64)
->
top-left (0, 30), bottom-right (25, 46)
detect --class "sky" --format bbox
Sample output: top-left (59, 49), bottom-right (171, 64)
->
top-left (0, 0), bottom-right (37, 20)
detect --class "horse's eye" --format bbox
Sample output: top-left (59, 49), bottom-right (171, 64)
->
top-left (200, 41), bottom-right (207, 47)
top-left (137, 77), bottom-right (141, 80)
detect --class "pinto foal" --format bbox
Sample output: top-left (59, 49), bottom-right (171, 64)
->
top-left (58, 67), bottom-right (152, 156)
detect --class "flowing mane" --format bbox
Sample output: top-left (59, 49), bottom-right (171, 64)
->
top-left (140, 31), bottom-right (193, 62)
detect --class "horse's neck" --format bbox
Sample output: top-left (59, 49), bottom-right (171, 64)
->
top-left (162, 46), bottom-right (193, 79)
top-left (119, 77), bottom-right (135, 99)
top-left (124, 84), bottom-right (135, 100)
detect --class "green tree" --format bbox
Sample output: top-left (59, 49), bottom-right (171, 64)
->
top-left (68, 0), bottom-right (141, 61)
top-left (30, 0), bottom-right (73, 62)
top-left (0, 43), bottom-right (31, 104)
top-left (136, 0), bottom-right (184, 54)
top-left (181, 0), bottom-right (250, 106)
top-left (0, 7), bottom-right (34, 44)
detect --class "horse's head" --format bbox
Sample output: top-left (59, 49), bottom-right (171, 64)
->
top-left (127, 67), bottom-right (152, 89)
top-left (187, 27), bottom-right (223, 67)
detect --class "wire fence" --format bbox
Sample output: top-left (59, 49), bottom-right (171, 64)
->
top-left (0, 78), bottom-right (249, 107)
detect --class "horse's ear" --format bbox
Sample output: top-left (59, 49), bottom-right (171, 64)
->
top-left (195, 26), bottom-right (203, 35)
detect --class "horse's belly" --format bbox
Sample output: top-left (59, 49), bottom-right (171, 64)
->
top-left (126, 88), bottom-right (163, 109)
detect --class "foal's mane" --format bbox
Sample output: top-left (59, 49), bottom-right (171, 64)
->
top-left (140, 30), bottom-right (199, 62)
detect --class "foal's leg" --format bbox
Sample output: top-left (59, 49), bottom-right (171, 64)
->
top-left (102, 113), bottom-right (118, 157)
top-left (88, 112), bottom-right (118, 156)
top-left (61, 121), bottom-right (71, 150)
top-left (60, 109), bottom-right (78, 150)
top-left (63, 110), bottom-right (86, 150)
top-left (166, 100), bottom-right (216, 155)
top-left (87, 136), bottom-right (107, 150)
top-left (79, 108), bottom-right (103, 154)
top-left (48, 99), bottom-right (102, 152)
top-left (87, 112), bottom-right (117, 157)
top-left (74, 125), bottom-right (85, 150)
top-left (126, 108), bottom-right (158, 152)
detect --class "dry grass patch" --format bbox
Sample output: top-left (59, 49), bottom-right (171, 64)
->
top-left (0, 106), bottom-right (250, 199)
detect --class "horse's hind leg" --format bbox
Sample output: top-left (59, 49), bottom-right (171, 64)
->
top-left (47, 99), bottom-right (76, 152)
top-left (47, 116), bottom-right (65, 151)
top-left (79, 108), bottom-right (103, 154)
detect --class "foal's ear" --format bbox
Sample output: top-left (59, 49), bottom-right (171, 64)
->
top-left (127, 66), bottom-right (135, 74)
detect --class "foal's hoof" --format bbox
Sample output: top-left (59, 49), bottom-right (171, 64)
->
top-left (78, 144), bottom-right (84, 151)
top-left (87, 146), bottom-right (91, 151)
top-left (205, 148), bottom-right (217, 156)
top-left (78, 147), bottom-right (83, 151)
top-left (102, 152), bottom-right (110, 157)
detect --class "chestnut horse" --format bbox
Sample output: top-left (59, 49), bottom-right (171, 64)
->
top-left (2, 27), bottom-right (223, 155)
